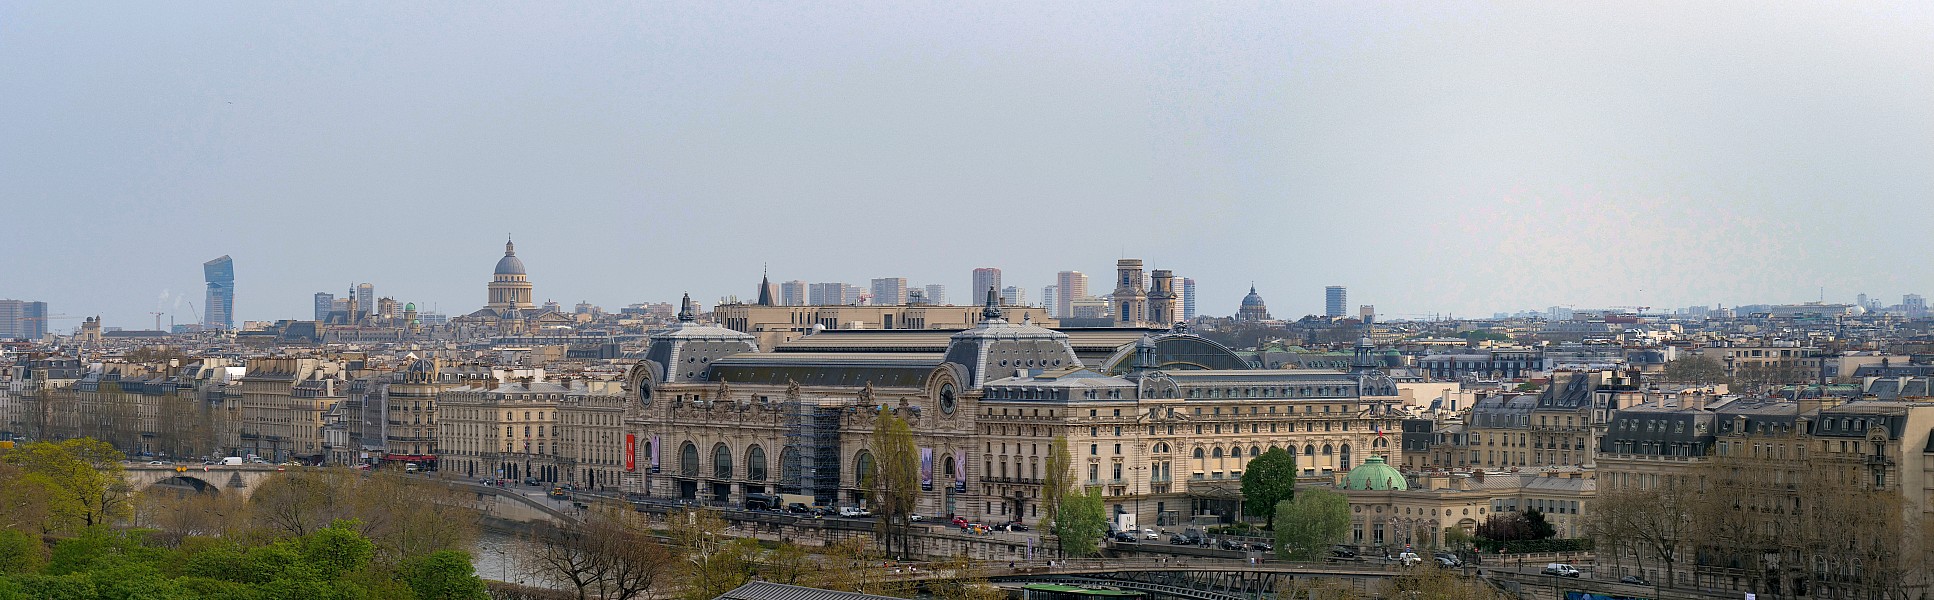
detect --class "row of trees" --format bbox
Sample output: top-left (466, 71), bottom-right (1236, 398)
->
top-left (0, 438), bottom-right (491, 599)
top-left (1661, 354), bottom-right (1817, 392)
top-left (1589, 454), bottom-right (1929, 598)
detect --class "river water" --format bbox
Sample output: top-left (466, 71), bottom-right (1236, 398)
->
top-left (471, 529), bottom-right (556, 588)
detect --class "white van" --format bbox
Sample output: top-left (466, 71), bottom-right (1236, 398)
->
top-left (221, 456), bottom-right (244, 466)
top-left (1543, 563), bottom-right (1582, 578)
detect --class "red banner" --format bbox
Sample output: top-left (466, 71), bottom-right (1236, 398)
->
top-left (625, 434), bottom-right (636, 472)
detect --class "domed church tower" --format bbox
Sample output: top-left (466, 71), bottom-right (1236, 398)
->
top-left (487, 237), bottom-right (536, 310)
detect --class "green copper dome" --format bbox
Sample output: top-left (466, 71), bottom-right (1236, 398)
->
top-left (1342, 456), bottom-right (1407, 491)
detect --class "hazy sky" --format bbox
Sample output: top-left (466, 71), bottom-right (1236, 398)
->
top-left (3, 2), bottom-right (1930, 329)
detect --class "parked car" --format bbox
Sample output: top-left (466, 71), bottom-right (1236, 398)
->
top-left (908, 514), bottom-right (926, 522)
top-left (1251, 542), bottom-right (1273, 553)
top-left (1169, 533), bottom-right (1191, 545)
top-left (1113, 531), bottom-right (1138, 543)
top-left (1396, 552), bottom-right (1423, 566)
top-left (786, 503), bottom-right (812, 514)
top-left (1330, 546), bottom-right (1359, 559)
top-left (1000, 521), bottom-right (1030, 532)
top-left (1619, 575), bottom-right (1648, 585)
top-left (1143, 528), bottom-right (1161, 539)
top-left (147, 460), bottom-right (168, 466)
top-left (1433, 552), bottom-right (1461, 567)
top-left (1542, 563), bottom-right (1582, 578)
top-left (1218, 539), bottom-right (1245, 551)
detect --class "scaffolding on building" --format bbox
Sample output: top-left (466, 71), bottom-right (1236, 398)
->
top-left (783, 394), bottom-right (842, 506)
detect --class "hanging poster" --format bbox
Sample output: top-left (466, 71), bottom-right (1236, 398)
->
top-left (954, 454), bottom-right (968, 492)
top-left (649, 434), bottom-right (662, 474)
top-left (625, 434), bottom-right (636, 472)
top-left (920, 448), bottom-right (934, 491)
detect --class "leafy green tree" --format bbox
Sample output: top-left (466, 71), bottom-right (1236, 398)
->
top-left (1273, 489), bottom-right (1350, 561)
top-left (1, 439), bottom-right (132, 530)
top-left (1052, 487), bottom-right (1107, 558)
top-left (0, 530), bottom-right (44, 574)
top-left (301, 520), bottom-right (375, 579)
top-left (865, 409), bottom-right (920, 559)
top-left (1522, 509), bottom-right (1556, 540)
top-left (1239, 447), bottom-right (1297, 529)
top-left (1041, 436), bottom-right (1074, 529)
top-left (400, 550), bottom-right (489, 600)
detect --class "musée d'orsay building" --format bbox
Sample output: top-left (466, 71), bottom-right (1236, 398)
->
top-left (621, 287), bottom-right (1407, 527)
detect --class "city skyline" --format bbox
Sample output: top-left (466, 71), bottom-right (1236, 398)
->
top-left (3, 3), bottom-right (1930, 328)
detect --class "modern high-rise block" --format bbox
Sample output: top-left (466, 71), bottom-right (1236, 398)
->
top-left (204, 255), bottom-right (234, 329)
top-left (355, 283), bottom-right (374, 315)
top-left (1055, 271), bottom-right (1087, 319)
top-left (313, 292), bottom-right (335, 321)
top-left (780, 281), bottom-right (808, 306)
top-left (1041, 285), bottom-right (1058, 317)
top-left (923, 284), bottom-right (947, 305)
top-left (0, 300), bottom-right (49, 340)
top-left (809, 283), bottom-right (856, 306)
top-left (972, 268), bottom-right (1002, 301)
top-left (1000, 286), bottom-right (1025, 307)
top-left (870, 278), bottom-right (908, 306)
top-left (1182, 278), bottom-right (1197, 320)
top-left (1325, 286), bottom-right (1347, 318)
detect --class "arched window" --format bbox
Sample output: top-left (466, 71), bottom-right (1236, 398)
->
top-left (1212, 447), bottom-right (1224, 458)
top-left (1322, 444), bottom-right (1334, 456)
top-left (1250, 445), bottom-right (1262, 457)
top-left (1304, 444), bottom-right (1316, 456)
top-left (1193, 448), bottom-right (1206, 459)
top-left (779, 446), bottom-right (800, 487)
top-left (713, 443), bottom-right (733, 479)
top-left (1229, 446), bottom-right (1242, 458)
top-left (942, 455), bottom-right (956, 477)
top-left (747, 445), bottom-right (768, 481)
top-left (679, 442), bottom-right (699, 476)
top-left (855, 450), bottom-right (875, 486)
top-left (1340, 443), bottom-right (1352, 469)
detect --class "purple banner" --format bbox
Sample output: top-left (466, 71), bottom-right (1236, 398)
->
top-left (649, 434), bottom-right (661, 474)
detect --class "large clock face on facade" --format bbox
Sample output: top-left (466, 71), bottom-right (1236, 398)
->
top-left (939, 383), bottom-right (956, 415)
top-left (638, 384), bottom-right (652, 407)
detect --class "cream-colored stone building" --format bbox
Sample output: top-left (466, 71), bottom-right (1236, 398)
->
top-left (1334, 458), bottom-right (1595, 550)
top-left (619, 293), bottom-right (1407, 528)
top-left (236, 357), bottom-right (346, 463)
top-left (557, 379), bottom-right (628, 491)
top-left (436, 368), bottom-right (565, 483)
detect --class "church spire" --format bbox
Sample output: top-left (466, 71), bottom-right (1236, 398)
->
top-left (756, 266), bottom-right (774, 306)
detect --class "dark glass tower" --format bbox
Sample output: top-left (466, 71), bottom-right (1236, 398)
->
top-left (204, 255), bottom-right (234, 329)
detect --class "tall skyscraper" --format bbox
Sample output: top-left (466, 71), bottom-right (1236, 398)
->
top-left (780, 280), bottom-right (808, 306)
top-left (810, 282), bottom-right (858, 306)
top-left (204, 255), bottom-right (234, 329)
top-left (1041, 285), bottom-right (1058, 317)
top-left (313, 292), bottom-right (335, 321)
top-left (1908, 294), bottom-right (1928, 318)
top-left (1000, 286), bottom-right (1025, 306)
top-left (972, 268), bottom-right (1002, 301)
top-left (0, 300), bottom-right (49, 340)
top-left (355, 283), bottom-right (374, 315)
top-left (1055, 271), bottom-right (1087, 319)
top-left (1325, 285), bottom-right (1347, 318)
top-left (870, 278), bottom-right (908, 306)
top-left (1182, 278), bottom-right (1197, 320)
top-left (924, 284), bottom-right (947, 305)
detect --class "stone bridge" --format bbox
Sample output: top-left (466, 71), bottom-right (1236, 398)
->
top-left (900, 557), bottom-right (1409, 600)
top-left (124, 464), bottom-right (287, 498)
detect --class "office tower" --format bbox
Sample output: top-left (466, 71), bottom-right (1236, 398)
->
top-left (972, 268), bottom-right (1002, 301)
top-left (843, 286), bottom-right (863, 306)
top-left (1360, 305), bottom-right (1375, 325)
top-left (925, 284), bottom-right (947, 305)
top-left (203, 255), bottom-right (234, 329)
top-left (1111, 259), bottom-right (1147, 326)
top-left (355, 283), bottom-right (374, 315)
top-left (1182, 278), bottom-right (1197, 320)
top-left (781, 281), bottom-right (807, 306)
top-left (1325, 286), bottom-right (1347, 318)
top-left (1041, 286), bottom-right (1058, 317)
top-left (313, 292), bottom-right (335, 321)
top-left (1148, 270), bottom-right (1177, 326)
top-left (870, 278), bottom-right (907, 306)
top-left (1908, 294), bottom-right (1928, 318)
top-left (808, 283), bottom-right (838, 305)
top-left (1001, 286), bottom-right (1025, 306)
top-left (0, 300), bottom-right (49, 340)
top-left (1055, 271), bottom-right (1087, 319)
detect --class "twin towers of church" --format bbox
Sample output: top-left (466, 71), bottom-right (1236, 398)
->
top-left (1112, 258), bottom-right (1180, 328)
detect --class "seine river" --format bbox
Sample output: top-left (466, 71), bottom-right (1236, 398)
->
top-left (471, 529), bottom-right (556, 588)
